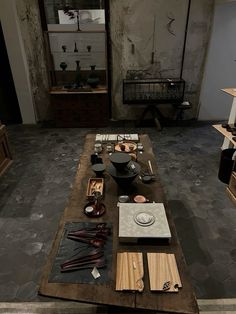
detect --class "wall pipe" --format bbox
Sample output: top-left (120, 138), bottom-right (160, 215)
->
top-left (180, 0), bottom-right (191, 79)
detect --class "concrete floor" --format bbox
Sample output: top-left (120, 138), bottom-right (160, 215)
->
top-left (0, 122), bottom-right (235, 302)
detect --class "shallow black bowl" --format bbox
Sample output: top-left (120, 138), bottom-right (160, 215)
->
top-left (107, 161), bottom-right (140, 186)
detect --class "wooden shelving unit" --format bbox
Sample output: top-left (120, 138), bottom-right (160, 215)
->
top-left (213, 124), bottom-right (236, 146)
top-left (213, 88), bottom-right (236, 206)
top-left (38, 1), bottom-right (110, 127)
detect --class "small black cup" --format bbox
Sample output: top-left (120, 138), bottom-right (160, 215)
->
top-left (92, 163), bottom-right (106, 177)
top-left (96, 157), bottom-right (103, 164)
top-left (90, 154), bottom-right (98, 165)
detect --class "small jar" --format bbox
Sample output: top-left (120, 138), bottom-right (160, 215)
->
top-left (106, 144), bottom-right (113, 153)
top-left (94, 142), bottom-right (102, 153)
top-left (137, 143), bottom-right (144, 151)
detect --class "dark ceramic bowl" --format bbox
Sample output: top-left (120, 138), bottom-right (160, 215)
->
top-left (109, 152), bottom-right (131, 171)
top-left (92, 163), bottom-right (106, 176)
top-left (107, 161), bottom-right (140, 186)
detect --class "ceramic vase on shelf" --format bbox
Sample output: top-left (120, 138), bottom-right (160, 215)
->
top-left (59, 62), bottom-right (67, 87)
top-left (60, 62), bottom-right (67, 71)
top-left (75, 60), bottom-right (82, 87)
top-left (87, 65), bottom-right (100, 88)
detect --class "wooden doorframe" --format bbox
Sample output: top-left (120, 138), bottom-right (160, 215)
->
top-left (0, 0), bottom-right (36, 124)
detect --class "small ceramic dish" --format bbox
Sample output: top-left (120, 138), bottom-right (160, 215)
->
top-left (84, 202), bottom-right (106, 217)
top-left (133, 195), bottom-right (149, 203)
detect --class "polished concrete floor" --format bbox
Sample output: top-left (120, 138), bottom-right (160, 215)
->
top-left (0, 122), bottom-right (235, 302)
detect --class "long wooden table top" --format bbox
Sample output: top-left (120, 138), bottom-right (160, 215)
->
top-left (39, 134), bottom-right (198, 313)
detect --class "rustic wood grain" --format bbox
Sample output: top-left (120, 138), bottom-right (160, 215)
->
top-left (39, 134), bottom-right (199, 313)
top-left (167, 253), bottom-right (182, 289)
top-left (115, 252), bottom-right (144, 292)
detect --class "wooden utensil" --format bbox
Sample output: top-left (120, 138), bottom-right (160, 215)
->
top-left (148, 160), bottom-right (154, 175)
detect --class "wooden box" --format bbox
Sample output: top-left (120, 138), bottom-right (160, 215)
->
top-left (0, 124), bottom-right (12, 176)
top-left (86, 178), bottom-right (104, 200)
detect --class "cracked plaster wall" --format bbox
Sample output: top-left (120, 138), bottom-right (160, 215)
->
top-left (16, 0), bottom-right (51, 122)
top-left (110, 0), bottom-right (214, 120)
top-left (13, 0), bottom-right (214, 122)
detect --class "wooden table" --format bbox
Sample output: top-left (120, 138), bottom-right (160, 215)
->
top-left (39, 134), bottom-right (198, 313)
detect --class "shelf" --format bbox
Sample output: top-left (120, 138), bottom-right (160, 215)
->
top-left (213, 124), bottom-right (236, 145)
top-left (46, 30), bottom-right (106, 34)
top-left (222, 88), bottom-right (236, 98)
top-left (50, 86), bottom-right (107, 94)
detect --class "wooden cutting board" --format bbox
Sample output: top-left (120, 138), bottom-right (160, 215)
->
top-left (147, 253), bottom-right (182, 292)
top-left (116, 252), bottom-right (144, 292)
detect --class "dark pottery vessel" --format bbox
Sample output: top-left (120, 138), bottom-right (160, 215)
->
top-left (92, 163), bottom-right (106, 177)
top-left (87, 65), bottom-right (100, 88)
top-left (60, 62), bottom-right (67, 71)
top-left (107, 161), bottom-right (140, 186)
top-left (75, 60), bottom-right (82, 87)
top-left (109, 152), bottom-right (131, 171)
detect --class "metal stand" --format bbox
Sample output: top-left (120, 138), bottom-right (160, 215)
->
top-left (138, 105), bottom-right (163, 130)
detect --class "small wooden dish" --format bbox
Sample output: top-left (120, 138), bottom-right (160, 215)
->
top-left (86, 178), bottom-right (104, 200)
top-left (115, 142), bottom-right (137, 153)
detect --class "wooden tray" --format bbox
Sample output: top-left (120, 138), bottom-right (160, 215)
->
top-left (115, 142), bottom-right (137, 153)
top-left (86, 178), bottom-right (104, 200)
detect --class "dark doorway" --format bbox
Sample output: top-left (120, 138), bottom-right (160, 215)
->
top-left (0, 22), bottom-right (22, 124)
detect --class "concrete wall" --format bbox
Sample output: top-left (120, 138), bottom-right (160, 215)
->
top-left (1, 0), bottom-right (214, 122)
top-left (110, 0), bottom-right (214, 120)
top-left (16, 0), bottom-right (51, 122)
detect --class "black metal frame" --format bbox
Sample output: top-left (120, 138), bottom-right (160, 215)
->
top-left (123, 78), bottom-right (185, 105)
